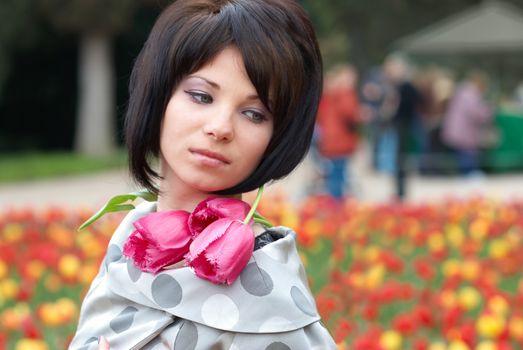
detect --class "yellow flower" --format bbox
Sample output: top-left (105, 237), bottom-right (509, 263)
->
top-left (488, 239), bottom-right (510, 259)
top-left (440, 289), bottom-right (457, 309)
top-left (26, 260), bottom-right (46, 280)
top-left (303, 219), bottom-right (323, 238)
top-left (448, 340), bottom-right (470, 350)
top-left (442, 259), bottom-right (460, 278)
top-left (365, 264), bottom-right (385, 290)
top-left (428, 342), bottom-right (447, 350)
top-left (47, 223), bottom-right (74, 248)
top-left (336, 342), bottom-right (348, 350)
top-left (0, 278), bottom-right (19, 299)
top-left (348, 272), bottom-right (365, 289)
top-left (15, 338), bottom-right (49, 350)
top-left (428, 232), bottom-right (445, 252)
top-left (1, 303), bottom-right (30, 330)
top-left (475, 340), bottom-right (496, 350)
top-left (280, 207), bottom-right (298, 229)
top-left (0, 260), bottom-right (8, 279)
top-left (39, 302), bottom-right (62, 326)
top-left (379, 330), bottom-right (402, 350)
top-left (364, 246), bottom-right (380, 263)
top-left (3, 223), bottom-right (23, 242)
top-left (476, 313), bottom-right (506, 338)
top-left (469, 219), bottom-right (488, 241)
top-left (461, 260), bottom-right (480, 281)
top-left (509, 316), bottom-right (523, 340)
top-left (458, 286), bottom-right (481, 311)
top-left (56, 297), bottom-right (78, 321)
top-left (58, 254), bottom-right (81, 279)
top-left (79, 263), bottom-right (99, 285)
top-left (487, 295), bottom-right (509, 316)
top-left (446, 224), bottom-right (464, 248)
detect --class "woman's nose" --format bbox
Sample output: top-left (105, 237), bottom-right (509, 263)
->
top-left (203, 108), bottom-right (234, 141)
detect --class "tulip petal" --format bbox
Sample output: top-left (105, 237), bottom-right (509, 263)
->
top-left (134, 210), bottom-right (191, 249)
top-left (187, 219), bottom-right (233, 260)
top-left (123, 210), bottom-right (193, 274)
top-left (186, 218), bottom-right (255, 284)
top-left (189, 198), bottom-right (251, 237)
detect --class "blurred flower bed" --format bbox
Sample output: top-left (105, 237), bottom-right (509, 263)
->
top-left (0, 195), bottom-right (522, 349)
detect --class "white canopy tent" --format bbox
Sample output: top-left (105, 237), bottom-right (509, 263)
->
top-left (396, 0), bottom-right (523, 53)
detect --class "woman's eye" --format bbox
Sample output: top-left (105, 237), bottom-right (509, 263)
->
top-left (243, 109), bottom-right (266, 123)
top-left (186, 91), bottom-right (213, 104)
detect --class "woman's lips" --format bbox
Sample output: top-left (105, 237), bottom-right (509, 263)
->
top-left (190, 149), bottom-right (231, 166)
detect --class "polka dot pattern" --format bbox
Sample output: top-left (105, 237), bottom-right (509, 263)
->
top-left (290, 286), bottom-right (316, 316)
top-left (126, 258), bottom-right (142, 282)
top-left (174, 321), bottom-right (198, 350)
top-left (104, 244), bottom-right (122, 271)
top-left (83, 337), bottom-right (98, 346)
top-left (71, 222), bottom-right (331, 347)
top-left (151, 274), bottom-right (182, 308)
top-left (265, 342), bottom-right (291, 350)
top-left (240, 263), bottom-right (273, 296)
top-left (109, 306), bottom-right (138, 333)
top-left (201, 294), bottom-right (240, 329)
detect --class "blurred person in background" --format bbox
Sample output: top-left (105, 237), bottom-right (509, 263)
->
top-left (360, 66), bottom-right (398, 172)
top-left (415, 66), bottom-right (455, 174)
top-left (315, 64), bottom-right (361, 200)
top-left (441, 70), bottom-right (493, 176)
top-left (384, 53), bottom-right (423, 201)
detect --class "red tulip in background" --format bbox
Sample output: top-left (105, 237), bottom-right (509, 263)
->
top-left (2, 195), bottom-right (522, 349)
top-left (123, 210), bottom-right (191, 274)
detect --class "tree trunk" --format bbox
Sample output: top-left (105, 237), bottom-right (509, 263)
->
top-left (74, 32), bottom-right (116, 156)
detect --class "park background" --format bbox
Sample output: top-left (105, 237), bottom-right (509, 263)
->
top-left (1, 0), bottom-right (523, 349)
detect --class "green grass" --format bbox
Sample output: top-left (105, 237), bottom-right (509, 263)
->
top-left (0, 150), bottom-right (127, 183)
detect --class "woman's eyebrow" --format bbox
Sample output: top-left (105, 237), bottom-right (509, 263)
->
top-left (189, 75), bottom-right (262, 102)
top-left (189, 75), bottom-right (220, 89)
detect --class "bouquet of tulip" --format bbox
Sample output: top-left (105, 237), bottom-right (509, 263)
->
top-left (83, 187), bottom-right (269, 285)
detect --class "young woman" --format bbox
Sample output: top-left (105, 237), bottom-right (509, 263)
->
top-left (70, 0), bottom-right (335, 348)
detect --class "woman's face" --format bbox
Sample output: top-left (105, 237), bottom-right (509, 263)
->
top-left (159, 46), bottom-right (273, 197)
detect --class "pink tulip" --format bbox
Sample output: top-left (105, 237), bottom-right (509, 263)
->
top-left (186, 218), bottom-right (255, 285)
top-left (188, 197), bottom-right (251, 237)
top-left (123, 210), bottom-right (191, 274)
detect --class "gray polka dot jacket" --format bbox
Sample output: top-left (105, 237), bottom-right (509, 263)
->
top-left (69, 202), bottom-right (336, 350)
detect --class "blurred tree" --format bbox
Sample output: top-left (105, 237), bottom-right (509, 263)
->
top-left (37, 0), bottom-right (138, 156)
top-left (300, 0), bottom-right (511, 74)
top-left (0, 0), bottom-right (36, 103)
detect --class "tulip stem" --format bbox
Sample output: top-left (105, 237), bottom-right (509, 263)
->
top-left (253, 212), bottom-right (272, 227)
top-left (244, 185), bottom-right (264, 224)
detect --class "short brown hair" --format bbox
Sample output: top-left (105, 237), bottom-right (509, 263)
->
top-left (125, 0), bottom-right (322, 195)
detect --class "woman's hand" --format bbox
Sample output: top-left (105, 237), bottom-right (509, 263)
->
top-left (98, 336), bottom-right (110, 350)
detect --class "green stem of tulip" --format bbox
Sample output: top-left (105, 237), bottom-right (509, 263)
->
top-left (244, 185), bottom-right (264, 225)
top-left (253, 212), bottom-right (272, 227)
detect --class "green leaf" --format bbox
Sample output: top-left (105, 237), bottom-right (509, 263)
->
top-left (78, 191), bottom-right (157, 231)
top-left (253, 211), bottom-right (272, 228)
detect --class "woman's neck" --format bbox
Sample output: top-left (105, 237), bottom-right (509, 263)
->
top-left (157, 181), bottom-right (240, 212)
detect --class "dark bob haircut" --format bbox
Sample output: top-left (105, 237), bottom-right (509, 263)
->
top-left (125, 0), bottom-right (322, 195)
